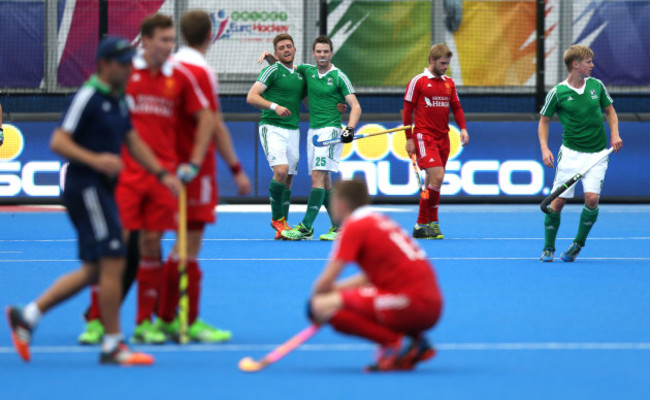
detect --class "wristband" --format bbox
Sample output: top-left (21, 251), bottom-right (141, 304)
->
top-left (230, 162), bottom-right (243, 175)
top-left (155, 169), bottom-right (169, 181)
top-left (269, 103), bottom-right (278, 111)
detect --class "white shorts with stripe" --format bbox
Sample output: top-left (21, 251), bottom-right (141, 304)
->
top-left (307, 127), bottom-right (343, 174)
top-left (259, 124), bottom-right (299, 175)
top-left (552, 145), bottom-right (610, 198)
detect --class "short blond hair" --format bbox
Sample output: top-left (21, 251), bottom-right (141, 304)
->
top-left (429, 43), bottom-right (452, 63)
top-left (564, 45), bottom-right (594, 72)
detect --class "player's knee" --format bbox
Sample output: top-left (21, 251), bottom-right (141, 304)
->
top-left (310, 293), bottom-right (342, 324)
top-left (311, 171), bottom-right (326, 188)
top-left (140, 231), bottom-right (162, 257)
top-left (273, 166), bottom-right (289, 183)
top-left (584, 195), bottom-right (599, 209)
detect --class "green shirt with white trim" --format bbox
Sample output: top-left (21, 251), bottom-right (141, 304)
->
top-left (297, 64), bottom-right (355, 129)
top-left (540, 77), bottom-right (613, 153)
top-left (257, 63), bottom-right (306, 130)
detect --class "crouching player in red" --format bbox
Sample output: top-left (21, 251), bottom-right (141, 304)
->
top-left (308, 180), bottom-right (443, 371)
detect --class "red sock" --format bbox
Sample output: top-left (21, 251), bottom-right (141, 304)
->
top-left (416, 193), bottom-right (428, 225)
top-left (87, 285), bottom-right (102, 322)
top-left (157, 255), bottom-right (180, 323)
top-left (427, 185), bottom-right (441, 222)
top-left (329, 309), bottom-right (401, 345)
top-left (136, 257), bottom-right (162, 324)
top-left (187, 259), bottom-right (202, 325)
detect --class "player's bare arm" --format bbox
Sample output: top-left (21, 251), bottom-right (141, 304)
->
top-left (124, 129), bottom-right (181, 195)
top-left (345, 94), bottom-right (361, 129)
top-left (604, 105), bottom-right (623, 152)
top-left (50, 128), bottom-right (123, 176)
top-left (333, 273), bottom-right (369, 291)
top-left (246, 82), bottom-right (291, 117)
top-left (460, 129), bottom-right (469, 146)
top-left (213, 111), bottom-right (252, 195)
top-left (312, 259), bottom-right (346, 295)
top-left (187, 108), bottom-right (215, 167)
top-left (538, 115), bottom-right (554, 168)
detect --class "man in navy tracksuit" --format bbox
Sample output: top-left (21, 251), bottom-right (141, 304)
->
top-left (6, 36), bottom-right (181, 366)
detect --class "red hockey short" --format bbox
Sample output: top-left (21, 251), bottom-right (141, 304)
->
top-left (414, 133), bottom-right (450, 170)
top-left (116, 172), bottom-right (176, 231)
top-left (340, 286), bottom-right (442, 335)
top-left (186, 153), bottom-right (217, 224)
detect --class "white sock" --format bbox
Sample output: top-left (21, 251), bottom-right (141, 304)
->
top-left (23, 302), bottom-right (42, 327)
top-left (102, 333), bottom-right (124, 353)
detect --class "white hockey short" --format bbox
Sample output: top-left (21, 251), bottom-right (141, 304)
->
top-left (307, 127), bottom-right (343, 174)
top-left (259, 124), bottom-right (299, 175)
top-left (552, 145), bottom-right (609, 198)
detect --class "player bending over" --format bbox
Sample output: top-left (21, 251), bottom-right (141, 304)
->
top-left (308, 180), bottom-right (443, 371)
top-left (403, 43), bottom-right (468, 240)
top-left (6, 37), bottom-right (181, 365)
top-left (538, 45), bottom-right (622, 262)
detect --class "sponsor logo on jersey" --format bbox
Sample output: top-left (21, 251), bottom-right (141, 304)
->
top-left (327, 77), bottom-right (333, 86)
top-left (568, 96), bottom-right (574, 101)
top-left (102, 101), bottom-right (111, 112)
top-left (424, 96), bottom-right (450, 108)
top-left (590, 89), bottom-right (597, 99)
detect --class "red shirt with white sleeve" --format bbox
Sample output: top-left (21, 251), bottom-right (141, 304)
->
top-left (403, 68), bottom-right (466, 140)
top-left (123, 53), bottom-right (208, 175)
top-left (330, 206), bottom-right (441, 301)
top-left (172, 46), bottom-right (218, 163)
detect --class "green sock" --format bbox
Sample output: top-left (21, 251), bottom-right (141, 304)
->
top-left (302, 188), bottom-right (325, 230)
top-left (544, 208), bottom-right (561, 251)
top-left (269, 179), bottom-right (285, 221)
top-left (574, 205), bottom-right (599, 246)
top-left (282, 188), bottom-right (292, 221)
top-left (322, 189), bottom-right (336, 226)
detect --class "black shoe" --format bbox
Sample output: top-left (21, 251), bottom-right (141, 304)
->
top-left (412, 224), bottom-right (435, 239)
top-left (397, 336), bottom-right (436, 370)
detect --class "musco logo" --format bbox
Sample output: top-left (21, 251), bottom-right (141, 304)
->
top-left (338, 123), bottom-right (545, 197)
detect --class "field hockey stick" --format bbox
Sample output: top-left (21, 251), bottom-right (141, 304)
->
top-left (312, 125), bottom-right (412, 147)
top-left (410, 154), bottom-right (429, 199)
top-left (238, 325), bottom-right (320, 372)
top-left (177, 185), bottom-right (189, 344)
top-left (540, 147), bottom-right (614, 214)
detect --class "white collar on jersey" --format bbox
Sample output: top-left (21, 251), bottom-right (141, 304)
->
top-left (317, 64), bottom-right (338, 79)
top-left (423, 67), bottom-right (446, 80)
top-left (132, 49), bottom-right (173, 77)
top-left (560, 77), bottom-right (588, 95)
top-left (174, 46), bottom-right (209, 67)
top-left (276, 62), bottom-right (295, 74)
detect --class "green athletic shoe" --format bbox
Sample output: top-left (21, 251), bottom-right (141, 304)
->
top-left (130, 320), bottom-right (167, 344)
top-left (156, 318), bottom-right (180, 343)
top-left (319, 226), bottom-right (339, 241)
top-left (427, 222), bottom-right (444, 239)
top-left (281, 223), bottom-right (314, 241)
top-left (78, 319), bottom-right (104, 345)
top-left (188, 319), bottom-right (232, 343)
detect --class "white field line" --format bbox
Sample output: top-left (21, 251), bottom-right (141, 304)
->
top-left (2, 257), bottom-right (650, 263)
top-left (2, 342), bottom-right (650, 355)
